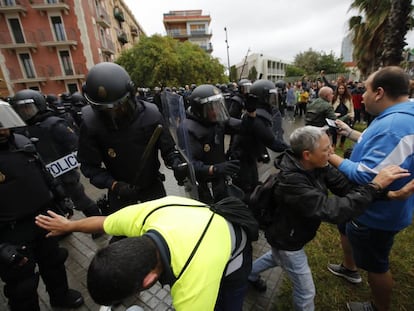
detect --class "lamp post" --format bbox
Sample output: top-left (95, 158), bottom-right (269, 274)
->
top-left (224, 27), bottom-right (231, 81)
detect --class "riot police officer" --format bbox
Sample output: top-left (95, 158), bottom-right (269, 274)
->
top-left (183, 84), bottom-right (242, 204)
top-left (228, 79), bottom-right (289, 200)
top-left (11, 90), bottom-right (102, 236)
top-left (227, 78), bottom-right (252, 119)
top-left (0, 100), bottom-right (84, 310)
top-left (79, 62), bottom-right (185, 215)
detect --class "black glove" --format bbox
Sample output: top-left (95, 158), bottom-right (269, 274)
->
top-left (112, 181), bottom-right (138, 200)
top-left (213, 160), bottom-right (240, 176)
top-left (0, 243), bottom-right (28, 267)
top-left (54, 197), bottom-right (74, 219)
top-left (173, 162), bottom-right (189, 186)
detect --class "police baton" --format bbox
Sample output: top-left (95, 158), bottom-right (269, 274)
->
top-left (132, 124), bottom-right (163, 185)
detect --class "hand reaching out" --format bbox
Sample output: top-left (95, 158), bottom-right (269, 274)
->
top-left (35, 210), bottom-right (71, 237)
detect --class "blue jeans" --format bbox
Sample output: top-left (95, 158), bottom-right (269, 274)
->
top-left (249, 248), bottom-right (315, 311)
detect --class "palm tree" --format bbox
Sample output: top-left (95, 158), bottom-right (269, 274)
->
top-left (348, 0), bottom-right (390, 77)
top-left (348, 0), bottom-right (413, 77)
top-left (382, 0), bottom-right (413, 66)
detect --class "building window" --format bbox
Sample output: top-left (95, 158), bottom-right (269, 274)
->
top-left (4, 0), bottom-right (17, 6)
top-left (67, 83), bottom-right (78, 93)
top-left (19, 53), bottom-right (35, 78)
top-left (51, 16), bottom-right (66, 41)
top-left (8, 18), bottom-right (24, 43)
top-left (59, 50), bottom-right (74, 75)
top-left (47, 0), bottom-right (59, 3)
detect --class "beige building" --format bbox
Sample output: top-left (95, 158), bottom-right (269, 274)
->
top-left (163, 9), bottom-right (213, 53)
top-left (0, 0), bottom-right (145, 97)
top-left (235, 53), bottom-right (290, 82)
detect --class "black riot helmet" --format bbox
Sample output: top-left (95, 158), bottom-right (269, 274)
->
top-left (11, 89), bottom-right (48, 122)
top-left (0, 100), bottom-right (26, 130)
top-left (275, 80), bottom-right (286, 90)
top-left (237, 79), bottom-right (252, 95)
top-left (71, 91), bottom-right (87, 107)
top-left (189, 84), bottom-right (230, 123)
top-left (83, 62), bottom-right (137, 130)
top-left (248, 79), bottom-right (279, 109)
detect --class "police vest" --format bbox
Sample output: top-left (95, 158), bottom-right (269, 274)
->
top-left (80, 102), bottom-right (164, 185)
top-left (26, 116), bottom-right (71, 163)
top-left (0, 134), bottom-right (52, 223)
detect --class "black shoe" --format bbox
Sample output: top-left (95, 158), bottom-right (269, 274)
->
top-left (248, 277), bottom-right (267, 292)
top-left (327, 263), bottom-right (362, 284)
top-left (50, 289), bottom-right (84, 309)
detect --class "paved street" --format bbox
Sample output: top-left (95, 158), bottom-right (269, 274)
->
top-left (0, 117), bottom-right (305, 311)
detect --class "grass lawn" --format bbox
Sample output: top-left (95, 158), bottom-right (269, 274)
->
top-left (272, 123), bottom-right (414, 310)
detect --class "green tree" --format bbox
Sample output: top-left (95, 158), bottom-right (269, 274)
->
top-left (292, 49), bottom-right (345, 76)
top-left (348, 0), bottom-right (413, 76)
top-left (382, 0), bottom-right (413, 66)
top-left (294, 49), bottom-right (320, 74)
top-left (248, 66), bottom-right (258, 81)
top-left (285, 65), bottom-right (305, 77)
top-left (230, 65), bottom-right (238, 82)
top-left (116, 35), bottom-right (226, 88)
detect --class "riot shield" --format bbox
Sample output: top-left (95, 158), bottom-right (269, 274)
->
top-left (161, 91), bottom-right (199, 199)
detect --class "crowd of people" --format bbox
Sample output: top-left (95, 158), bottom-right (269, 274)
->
top-left (1, 63), bottom-right (414, 311)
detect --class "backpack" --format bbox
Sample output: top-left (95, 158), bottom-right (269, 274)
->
top-left (248, 172), bottom-right (280, 229)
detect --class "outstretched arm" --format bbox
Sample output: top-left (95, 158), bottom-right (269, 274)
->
top-left (35, 210), bottom-right (106, 237)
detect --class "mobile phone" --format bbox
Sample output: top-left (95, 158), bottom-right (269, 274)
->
top-left (325, 118), bottom-right (338, 128)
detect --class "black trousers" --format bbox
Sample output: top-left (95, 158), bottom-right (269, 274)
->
top-left (0, 211), bottom-right (69, 311)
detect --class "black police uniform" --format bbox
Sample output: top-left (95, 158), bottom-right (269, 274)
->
top-left (182, 113), bottom-right (241, 204)
top-left (78, 101), bottom-right (181, 214)
top-left (23, 112), bottom-right (101, 218)
top-left (229, 107), bottom-right (289, 199)
top-left (0, 133), bottom-right (80, 311)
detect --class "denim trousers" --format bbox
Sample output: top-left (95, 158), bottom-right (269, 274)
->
top-left (249, 248), bottom-right (315, 311)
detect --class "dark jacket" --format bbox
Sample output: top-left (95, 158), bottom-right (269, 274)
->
top-left (78, 101), bottom-right (179, 190)
top-left (265, 150), bottom-right (381, 251)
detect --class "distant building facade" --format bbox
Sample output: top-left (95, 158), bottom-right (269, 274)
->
top-left (163, 9), bottom-right (213, 54)
top-left (0, 0), bottom-right (145, 97)
top-left (235, 53), bottom-right (289, 82)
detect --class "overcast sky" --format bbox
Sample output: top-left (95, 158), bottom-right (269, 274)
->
top-left (124, 0), bottom-right (414, 68)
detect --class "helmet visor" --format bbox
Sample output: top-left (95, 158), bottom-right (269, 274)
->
top-left (268, 89), bottom-right (278, 107)
top-left (0, 101), bottom-right (27, 129)
top-left (240, 82), bottom-right (252, 94)
top-left (12, 98), bottom-right (39, 121)
top-left (89, 93), bottom-right (136, 129)
top-left (200, 94), bottom-right (229, 123)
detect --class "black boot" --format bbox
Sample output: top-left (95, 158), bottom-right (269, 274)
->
top-left (50, 288), bottom-right (84, 309)
top-left (82, 205), bottom-right (104, 239)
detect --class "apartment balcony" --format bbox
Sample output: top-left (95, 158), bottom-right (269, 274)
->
top-left (8, 66), bottom-right (47, 84)
top-left (117, 30), bottom-right (128, 45)
top-left (190, 29), bottom-right (212, 38)
top-left (47, 63), bottom-right (85, 81)
top-left (0, 0), bottom-right (27, 15)
top-left (0, 31), bottom-right (37, 51)
top-left (113, 6), bottom-right (124, 22)
top-left (38, 28), bottom-right (77, 50)
top-left (200, 42), bottom-right (213, 53)
top-left (166, 29), bottom-right (188, 38)
top-left (96, 6), bottom-right (111, 28)
top-left (101, 35), bottom-right (115, 55)
top-left (130, 26), bottom-right (139, 37)
top-left (31, 0), bottom-right (69, 15)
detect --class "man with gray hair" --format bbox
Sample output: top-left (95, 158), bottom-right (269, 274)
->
top-left (247, 125), bottom-right (414, 311)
